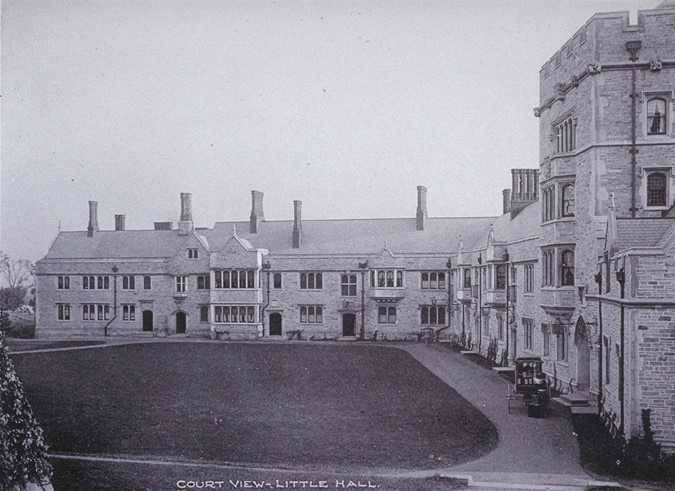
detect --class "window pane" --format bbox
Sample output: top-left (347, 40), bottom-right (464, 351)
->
top-left (308, 273), bottom-right (315, 289)
top-left (386, 271), bottom-right (394, 287)
top-left (316, 306), bottom-right (322, 323)
top-left (341, 285), bottom-right (348, 296)
top-left (248, 271), bottom-right (255, 288)
top-left (308, 306), bottom-right (315, 323)
top-left (396, 270), bottom-right (403, 287)
top-left (232, 271), bottom-right (239, 288)
top-left (274, 273), bottom-right (282, 288)
top-left (648, 98), bottom-right (667, 134)
top-left (349, 285), bottom-right (356, 296)
top-left (300, 306), bottom-right (307, 323)
top-left (247, 306), bottom-right (255, 322)
top-left (316, 273), bottom-right (322, 289)
top-left (378, 271), bottom-right (385, 287)
top-left (388, 307), bottom-right (396, 323)
top-left (378, 307), bottom-right (387, 323)
top-left (224, 271), bottom-right (231, 288)
top-left (421, 306), bottom-right (428, 325)
top-left (438, 306), bottom-right (446, 325)
top-left (438, 272), bottom-right (445, 289)
top-left (421, 272), bottom-right (429, 289)
top-left (430, 307), bottom-right (437, 324)
top-left (647, 172), bottom-right (667, 207)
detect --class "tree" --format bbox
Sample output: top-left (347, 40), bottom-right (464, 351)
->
top-left (0, 334), bottom-right (53, 488)
top-left (0, 286), bottom-right (27, 312)
top-left (0, 252), bottom-right (34, 290)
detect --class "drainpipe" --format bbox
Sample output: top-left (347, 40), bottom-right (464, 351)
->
top-left (104, 266), bottom-right (119, 337)
top-left (616, 262), bottom-right (626, 435)
top-left (447, 258), bottom-right (452, 335)
top-left (261, 262), bottom-right (271, 337)
top-left (358, 261), bottom-right (368, 340)
top-left (626, 40), bottom-right (641, 218)
top-left (594, 267), bottom-right (603, 413)
top-left (505, 262), bottom-right (510, 364)
top-left (478, 254), bottom-right (483, 353)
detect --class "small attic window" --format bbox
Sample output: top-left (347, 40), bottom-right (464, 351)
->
top-left (187, 248), bottom-right (199, 259)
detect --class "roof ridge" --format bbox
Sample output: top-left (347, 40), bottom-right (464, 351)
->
top-left (214, 216), bottom-right (498, 224)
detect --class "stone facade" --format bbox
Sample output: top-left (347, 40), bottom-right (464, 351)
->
top-left (34, 3), bottom-right (675, 451)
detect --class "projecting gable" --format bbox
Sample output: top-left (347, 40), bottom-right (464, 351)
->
top-left (211, 234), bottom-right (260, 269)
top-left (167, 232), bottom-right (211, 274)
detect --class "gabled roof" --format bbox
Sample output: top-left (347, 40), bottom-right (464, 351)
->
top-left (42, 230), bottom-right (195, 259)
top-left (204, 217), bottom-right (497, 255)
top-left (480, 200), bottom-right (540, 247)
top-left (40, 216), bottom-right (498, 260)
top-left (614, 218), bottom-right (675, 252)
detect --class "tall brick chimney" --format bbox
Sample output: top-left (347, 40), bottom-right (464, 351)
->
top-left (250, 190), bottom-right (265, 233)
top-left (510, 169), bottom-right (539, 218)
top-left (416, 185), bottom-right (428, 231)
top-left (292, 200), bottom-right (302, 248)
top-left (87, 201), bottom-right (99, 237)
top-left (502, 189), bottom-right (511, 215)
top-left (178, 192), bottom-right (193, 235)
top-left (114, 214), bottom-right (126, 231)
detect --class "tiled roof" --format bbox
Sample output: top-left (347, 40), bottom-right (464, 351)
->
top-left (206, 217), bottom-right (496, 255)
top-left (43, 230), bottom-right (200, 259)
top-left (488, 201), bottom-right (540, 246)
top-left (42, 216), bottom-right (497, 260)
top-left (614, 218), bottom-right (675, 252)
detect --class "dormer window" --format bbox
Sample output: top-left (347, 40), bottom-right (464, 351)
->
top-left (187, 248), bottom-right (199, 259)
top-left (647, 97), bottom-right (667, 135)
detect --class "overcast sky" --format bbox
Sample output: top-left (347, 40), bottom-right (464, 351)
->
top-left (1, 0), bottom-right (655, 261)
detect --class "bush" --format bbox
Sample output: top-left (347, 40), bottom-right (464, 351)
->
top-left (573, 409), bottom-right (675, 482)
top-left (0, 333), bottom-right (53, 488)
top-left (5, 323), bottom-right (35, 339)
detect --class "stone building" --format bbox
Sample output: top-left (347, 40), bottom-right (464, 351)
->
top-left (449, 2), bottom-right (675, 451)
top-left (34, 3), bottom-right (675, 450)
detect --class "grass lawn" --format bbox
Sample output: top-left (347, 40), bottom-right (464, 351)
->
top-left (12, 343), bottom-right (497, 470)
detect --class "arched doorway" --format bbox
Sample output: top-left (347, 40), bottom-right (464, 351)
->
top-left (269, 312), bottom-right (282, 336)
top-left (142, 310), bottom-right (153, 332)
top-left (342, 313), bottom-right (356, 337)
top-left (176, 311), bottom-right (187, 335)
top-left (575, 316), bottom-right (591, 391)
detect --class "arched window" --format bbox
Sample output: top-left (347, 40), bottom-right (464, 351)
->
top-left (561, 184), bottom-right (575, 217)
top-left (647, 172), bottom-right (667, 207)
top-left (560, 250), bottom-right (575, 286)
top-left (647, 98), bottom-right (667, 135)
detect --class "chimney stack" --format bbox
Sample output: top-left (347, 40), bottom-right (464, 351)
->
top-left (292, 200), bottom-right (302, 248)
top-left (416, 185), bottom-right (428, 231)
top-left (250, 190), bottom-right (265, 233)
top-left (178, 192), bottom-right (193, 235)
top-left (87, 201), bottom-right (99, 237)
top-left (115, 214), bottom-right (126, 231)
top-left (510, 169), bottom-right (539, 218)
top-left (502, 189), bottom-right (511, 215)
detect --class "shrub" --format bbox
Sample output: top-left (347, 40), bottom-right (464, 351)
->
top-left (6, 323), bottom-right (35, 339)
top-left (0, 333), bottom-right (53, 488)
